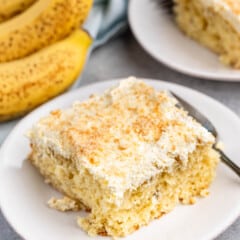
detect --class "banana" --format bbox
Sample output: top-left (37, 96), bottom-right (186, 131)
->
top-left (0, 29), bottom-right (92, 122)
top-left (0, 0), bottom-right (93, 63)
top-left (0, 0), bottom-right (36, 23)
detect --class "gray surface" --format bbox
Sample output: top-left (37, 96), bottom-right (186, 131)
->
top-left (0, 30), bottom-right (239, 240)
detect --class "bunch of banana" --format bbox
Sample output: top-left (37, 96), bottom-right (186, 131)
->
top-left (0, 30), bottom-right (92, 121)
top-left (0, 0), bottom-right (93, 121)
top-left (0, 0), bottom-right (93, 62)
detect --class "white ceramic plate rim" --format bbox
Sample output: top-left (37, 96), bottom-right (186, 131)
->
top-left (0, 79), bottom-right (240, 240)
top-left (128, 0), bottom-right (240, 81)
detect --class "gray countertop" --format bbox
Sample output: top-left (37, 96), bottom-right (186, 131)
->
top-left (0, 30), bottom-right (239, 240)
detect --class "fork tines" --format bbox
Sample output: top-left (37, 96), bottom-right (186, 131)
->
top-left (157, 0), bottom-right (174, 14)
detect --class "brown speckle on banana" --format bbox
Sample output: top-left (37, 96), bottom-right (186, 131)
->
top-left (0, 0), bottom-right (36, 23)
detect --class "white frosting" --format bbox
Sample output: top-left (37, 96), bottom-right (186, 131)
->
top-left (200, 0), bottom-right (240, 32)
top-left (29, 78), bottom-right (215, 205)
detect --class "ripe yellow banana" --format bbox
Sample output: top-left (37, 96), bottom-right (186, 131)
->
top-left (0, 29), bottom-right (92, 122)
top-left (0, 0), bottom-right (93, 63)
top-left (0, 0), bottom-right (36, 23)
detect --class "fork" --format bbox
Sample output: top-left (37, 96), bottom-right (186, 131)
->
top-left (157, 0), bottom-right (174, 14)
top-left (170, 92), bottom-right (240, 178)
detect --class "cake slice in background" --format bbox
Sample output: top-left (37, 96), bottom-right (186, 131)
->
top-left (174, 0), bottom-right (240, 68)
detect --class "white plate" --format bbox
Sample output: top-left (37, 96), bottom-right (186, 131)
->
top-left (129, 0), bottom-right (240, 81)
top-left (0, 79), bottom-right (240, 240)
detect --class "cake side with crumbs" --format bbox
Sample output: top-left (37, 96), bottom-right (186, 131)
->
top-left (28, 78), bottom-right (220, 237)
top-left (174, 0), bottom-right (240, 68)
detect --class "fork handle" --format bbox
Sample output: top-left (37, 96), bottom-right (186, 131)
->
top-left (214, 147), bottom-right (240, 178)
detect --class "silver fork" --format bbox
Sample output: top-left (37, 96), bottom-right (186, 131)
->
top-left (157, 0), bottom-right (174, 14)
top-left (170, 92), bottom-right (240, 178)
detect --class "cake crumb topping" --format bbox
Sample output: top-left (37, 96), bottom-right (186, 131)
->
top-left (29, 78), bottom-right (215, 200)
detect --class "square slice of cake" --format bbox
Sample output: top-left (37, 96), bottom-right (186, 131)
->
top-left (174, 0), bottom-right (240, 68)
top-left (28, 78), bottom-right (219, 237)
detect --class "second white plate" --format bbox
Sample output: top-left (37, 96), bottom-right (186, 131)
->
top-left (129, 0), bottom-right (240, 81)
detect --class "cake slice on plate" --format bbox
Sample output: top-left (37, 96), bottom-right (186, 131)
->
top-left (174, 0), bottom-right (240, 68)
top-left (28, 78), bottom-right (219, 237)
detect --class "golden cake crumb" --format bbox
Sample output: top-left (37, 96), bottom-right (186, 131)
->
top-left (48, 196), bottom-right (82, 212)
